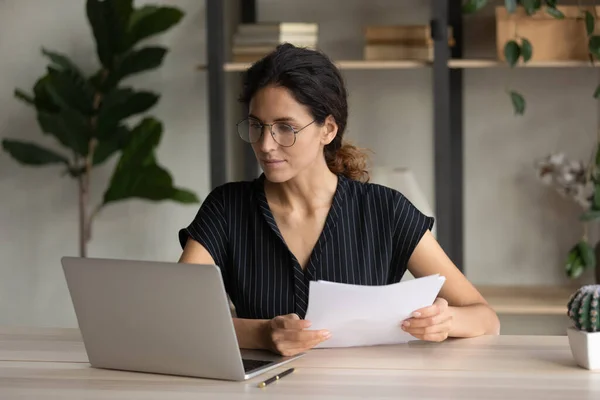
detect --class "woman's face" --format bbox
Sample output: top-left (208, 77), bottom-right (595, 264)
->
top-left (248, 85), bottom-right (337, 183)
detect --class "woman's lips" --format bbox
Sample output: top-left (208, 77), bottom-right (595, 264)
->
top-left (262, 159), bottom-right (285, 166)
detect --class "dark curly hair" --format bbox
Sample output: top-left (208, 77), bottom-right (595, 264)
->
top-left (238, 43), bottom-right (370, 182)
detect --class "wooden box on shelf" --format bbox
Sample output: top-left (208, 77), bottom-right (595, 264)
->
top-left (496, 6), bottom-right (600, 62)
top-left (363, 25), bottom-right (454, 61)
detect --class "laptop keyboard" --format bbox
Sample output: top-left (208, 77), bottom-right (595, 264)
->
top-left (242, 359), bottom-right (273, 372)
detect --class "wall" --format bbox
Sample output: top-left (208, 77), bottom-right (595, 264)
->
top-left (0, 0), bottom-right (209, 327)
top-left (0, 0), bottom-right (596, 328)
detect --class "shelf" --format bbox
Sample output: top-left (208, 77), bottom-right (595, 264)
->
top-left (198, 58), bottom-right (598, 72)
top-left (476, 285), bottom-right (576, 316)
top-left (449, 59), bottom-right (598, 69)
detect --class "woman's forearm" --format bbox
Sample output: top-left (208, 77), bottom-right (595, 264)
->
top-left (233, 318), bottom-right (271, 349)
top-left (448, 304), bottom-right (501, 338)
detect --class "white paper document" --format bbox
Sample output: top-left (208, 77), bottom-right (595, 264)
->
top-left (304, 274), bottom-right (446, 348)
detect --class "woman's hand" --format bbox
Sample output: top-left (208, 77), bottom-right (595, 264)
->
top-left (265, 313), bottom-right (331, 356)
top-left (401, 298), bottom-right (453, 342)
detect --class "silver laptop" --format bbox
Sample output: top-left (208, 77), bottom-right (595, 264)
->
top-left (61, 256), bottom-right (304, 381)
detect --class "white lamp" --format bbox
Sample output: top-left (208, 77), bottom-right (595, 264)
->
top-left (369, 167), bottom-right (436, 238)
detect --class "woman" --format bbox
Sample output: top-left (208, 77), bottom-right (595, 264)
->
top-left (179, 44), bottom-right (500, 357)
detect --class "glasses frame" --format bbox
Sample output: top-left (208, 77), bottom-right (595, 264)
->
top-left (236, 117), bottom-right (316, 147)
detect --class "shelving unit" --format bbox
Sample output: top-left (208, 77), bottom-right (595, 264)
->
top-left (203, 0), bottom-right (595, 275)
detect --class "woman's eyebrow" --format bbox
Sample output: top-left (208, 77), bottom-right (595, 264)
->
top-left (248, 114), bottom-right (299, 123)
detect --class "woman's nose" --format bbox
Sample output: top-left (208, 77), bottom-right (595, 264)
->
top-left (258, 126), bottom-right (278, 151)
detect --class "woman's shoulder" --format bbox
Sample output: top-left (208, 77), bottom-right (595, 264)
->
top-left (343, 175), bottom-right (406, 205)
top-left (201, 179), bottom-right (258, 207)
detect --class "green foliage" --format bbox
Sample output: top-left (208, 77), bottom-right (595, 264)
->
top-left (2, 140), bottom-right (69, 166)
top-left (504, 40), bottom-right (521, 67)
top-left (2, 0), bottom-right (198, 247)
top-left (566, 241), bottom-right (596, 279)
top-left (585, 11), bottom-right (595, 36)
top-left (509, 91), bottom-right (526, 115)
top-left (462, 0), bottom-right (488, 14)
top-left (567, 285), bottom-right (600, 332)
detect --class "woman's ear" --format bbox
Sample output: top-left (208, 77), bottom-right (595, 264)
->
top-left (321, 115), bottom-right (338, 145)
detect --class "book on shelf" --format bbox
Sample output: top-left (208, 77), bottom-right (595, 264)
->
top-left (231, 22), bottom-right (318, 63)
top-left (364, 25), bottom-right (455, 46)
top-left (237, 22), bottom-right (318, 36)
top-left (364, 44), bottom-right (434, 61)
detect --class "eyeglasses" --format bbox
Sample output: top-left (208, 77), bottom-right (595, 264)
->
top-left (236, 117), bottom-right (316, 147)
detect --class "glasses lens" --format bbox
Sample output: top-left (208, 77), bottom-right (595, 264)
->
top-left (237, 119), bottom-right (263, 143)
top-left (272, 123), bottom-right (296, 147)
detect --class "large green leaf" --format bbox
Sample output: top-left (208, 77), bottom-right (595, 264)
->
top-left (2, 139), bottom-right (69, 166)
top-left (462, 0), bottom-right (488, 13)
top-left (97, 89), bottom-right (159, 138)
top-left (93, 125), bottom-right (130, 166)
top-left (45, 66), bottom-right (95, 116)
top-left (520, 38), bottom-right (533, 63)
top-left (589, 35), bottom-right (600, 59)
top-left (32, 76), bottom-right (60, 112)
top-left (125, 6), bottom-right (184, 49)
top-left (87, 0), bottom-right (114, 68)
top-left (102, 117), bottom-right (198, 206)
top-left (171, 189), bottom-right (200, 203)
top-left (37, 109), bottom-right (91, 156)
top-left (86, 0), bottom-right (130, 69)
top-left (504, 40), bottom-right (521, 67)
top-left (117, 117), bottom-right (162, 168)
top-left (103, 163), bottom-right (198, 205)
top-left (585, 11), bottom-right (595, 36)
top-left (111, 47), bottom-right (167, 85)
top-left (509, 91), bottom-right (526, 115)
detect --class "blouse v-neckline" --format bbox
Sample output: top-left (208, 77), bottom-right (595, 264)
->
top-left (255, 173), bottom-right (348, 282)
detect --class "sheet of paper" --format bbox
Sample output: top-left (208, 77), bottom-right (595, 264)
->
top-left (304, 274), bottom-right (446, 348)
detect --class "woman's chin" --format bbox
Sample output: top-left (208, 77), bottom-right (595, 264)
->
top-left (262, 168), bottom-right (293, 183)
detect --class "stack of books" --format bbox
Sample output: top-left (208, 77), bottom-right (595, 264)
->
top-left (363, 25), bottom-right (454, 61)
top-left (231, 22), bottom-right (318, 63)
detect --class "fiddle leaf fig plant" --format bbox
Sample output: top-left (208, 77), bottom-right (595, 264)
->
top-left (1, 0), bottom-right (199, 258)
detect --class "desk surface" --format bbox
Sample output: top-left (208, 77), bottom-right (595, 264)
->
top-left (1, 327), bottom-right (599, 399)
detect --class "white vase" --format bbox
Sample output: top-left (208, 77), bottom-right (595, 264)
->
top-left (567, 326), bottom-right (600, 370)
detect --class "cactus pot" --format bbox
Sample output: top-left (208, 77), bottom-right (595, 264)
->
top-left (567, 327), bottom-right (600, 370)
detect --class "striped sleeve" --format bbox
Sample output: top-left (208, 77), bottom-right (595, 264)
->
top-left (178, 185), bottom-right (229, 269)
top-left (388, 192), bottom-right (435, 283)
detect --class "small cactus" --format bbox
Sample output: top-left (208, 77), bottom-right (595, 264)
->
top-left (567, 285), bottom-right (600, 333)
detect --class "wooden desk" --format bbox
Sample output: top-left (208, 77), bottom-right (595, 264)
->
top-left (1, 327), bottom-right (599, 399)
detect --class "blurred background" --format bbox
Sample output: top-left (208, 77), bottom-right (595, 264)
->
top-left (0, 0), bottom-right (598, 335)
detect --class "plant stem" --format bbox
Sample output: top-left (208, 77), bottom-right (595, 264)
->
top-left (78, 167), bottom-right (88, 258)
top-left (583, 222), bottom-right (589, 242)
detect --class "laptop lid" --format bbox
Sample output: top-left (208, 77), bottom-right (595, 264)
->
top-left (61, 257), bottom-right (299, 381)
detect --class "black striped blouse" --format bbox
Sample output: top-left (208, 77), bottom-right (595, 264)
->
top-left (179, 174), bottom-right (434, 320)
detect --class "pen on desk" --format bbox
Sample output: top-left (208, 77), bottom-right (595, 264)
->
top-left (257, 367), bottom-right (295, 388)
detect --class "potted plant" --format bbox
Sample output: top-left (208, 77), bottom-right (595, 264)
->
top-left (567, 285), bottom-right (600, 370)
top-left (1, 0), bottom-right (199, 258)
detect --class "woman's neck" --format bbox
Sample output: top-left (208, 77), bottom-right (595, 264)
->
top-left (264, 163), bottom-right (338, 214)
